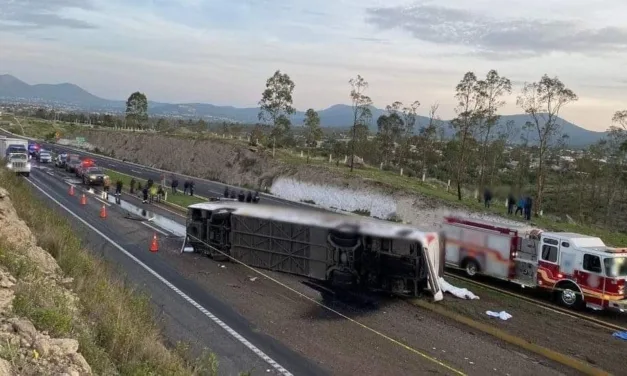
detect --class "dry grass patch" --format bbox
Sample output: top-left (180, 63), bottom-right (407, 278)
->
top-left (0, 168), bottom-right (222, 375)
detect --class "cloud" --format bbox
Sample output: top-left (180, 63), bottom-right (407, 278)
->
top-left (0, 0), bottom-right (97, 30)
top-left (365, 2), bottom-right (627, 58)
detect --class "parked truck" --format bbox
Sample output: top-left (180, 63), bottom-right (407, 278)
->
top-left (5, 152), bottom-right (31, 177)
top-left (0, 137), bottom-right (29, 160)
top-left (443, 216), bottom-right (627, 311)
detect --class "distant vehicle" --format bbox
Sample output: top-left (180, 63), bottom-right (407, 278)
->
top-left (82, 166), bottom-right (106, 186)
top-left (55, 153), bottom-right (68, 168)
top-left (443, 217), bottom-right (627, 311)
top-left (66, 159), bottom-right (82, 173)
top-left (28, 142), bottom-right (40, 157)
top-left (76, 158), bottom-right (96, 178)
top-left (5, 153), bottom-right (31, 177)
top-left (38, 151), bottom-right (52, 163)
top-left (1, 138), bottom-right (28, 159)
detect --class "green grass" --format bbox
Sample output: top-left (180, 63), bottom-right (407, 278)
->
top-left (0, 168), bottom-right (222, 375)
top-left (104, 169), bottom-right (205, 208)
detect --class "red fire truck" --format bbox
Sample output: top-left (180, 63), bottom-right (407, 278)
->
top-left (443, 217), bottom-right (627, 311)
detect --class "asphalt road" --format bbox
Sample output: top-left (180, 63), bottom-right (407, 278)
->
top-left (24, 164), bottom-right (327, 376)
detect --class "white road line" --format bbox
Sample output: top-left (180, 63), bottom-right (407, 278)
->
top-left (141, 221), bottom-right (169, 236)
top-left (94, 197), bottom-right (112, 207)
top-left (24, 177), bottom-right (293, 376)
top-left (131, 169), bottom-right (143, 174)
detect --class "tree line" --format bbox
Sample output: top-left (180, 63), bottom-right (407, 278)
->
top-left (15, 71), bottom-right (627, 229)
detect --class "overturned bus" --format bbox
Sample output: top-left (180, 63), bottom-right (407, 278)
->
top-left (182, 201), bottom-right (445, 301)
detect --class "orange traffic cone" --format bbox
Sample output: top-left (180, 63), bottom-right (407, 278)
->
top-left (149, 233), bottom-right (159, 253)
top-left (80, 193), bottom-right (87, 205)
top-left (100, 204), bottom-right (107, 219)
top-left (69, 185), bottom-right (75, 196)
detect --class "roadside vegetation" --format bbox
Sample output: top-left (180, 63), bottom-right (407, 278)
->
top-left (0, 168), bottom-right (222, 375)
top-left (4, 69), bottom-right (627, 246)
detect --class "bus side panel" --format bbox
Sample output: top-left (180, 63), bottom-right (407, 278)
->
top-left (229, 214), bottom-right (331, 280)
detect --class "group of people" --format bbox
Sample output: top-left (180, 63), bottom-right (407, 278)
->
top-left (101, 177), bottom-right (123, 200)
top-left (129, 178), bottom-right (166, 204)
top-left (483, 188), bottom-right (534, 221)
top-left (110, 174), bottom-right (261, 205)
top-left (169, 179), bottom-right (196, 196)
top-left (224, 187), bottom-right (260, 203)
top-left (507, 193), bottom-right (533, 221)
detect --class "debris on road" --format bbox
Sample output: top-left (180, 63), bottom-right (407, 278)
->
top-left (486, 311), bottom-right (513, 321)
top-left (439, 278), bottom-right (479, 300)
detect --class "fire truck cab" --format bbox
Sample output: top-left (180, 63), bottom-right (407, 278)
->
top-left (443, 217), bottom-right (627, 311)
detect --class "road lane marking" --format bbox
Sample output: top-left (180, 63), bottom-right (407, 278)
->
top-left (32, 169), bottom-right (468, 375)
top-left (185, 231), bottom-right (467, 376)
top-left (24, 175), bottom-right (294, 376)
top-left (141, 221), bottom-right (169, 236)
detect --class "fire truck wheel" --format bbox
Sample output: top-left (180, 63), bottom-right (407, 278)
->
top-left (555, 282), bottom-right (583, 309)
top-left (462, 258), bottom-right (480, 277)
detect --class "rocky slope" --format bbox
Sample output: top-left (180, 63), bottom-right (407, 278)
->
top-left (0, 188), bottom-right (92, 376)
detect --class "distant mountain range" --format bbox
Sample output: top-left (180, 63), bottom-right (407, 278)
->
top-left (0, 74), bottom-right (608, 146)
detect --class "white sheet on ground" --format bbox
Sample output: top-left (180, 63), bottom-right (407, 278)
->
top-left (439, 277), bottom-right (480, 300)
top-left (486, 311), bottom-right (512, 320)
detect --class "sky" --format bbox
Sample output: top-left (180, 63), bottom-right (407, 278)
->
top-left (1, 0), bottom-right (627, 131)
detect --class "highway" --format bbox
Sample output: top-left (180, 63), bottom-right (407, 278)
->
top-left (23, 164), bottom-right (324, 376)
top-left (18, 161), bottom-right (572, 376)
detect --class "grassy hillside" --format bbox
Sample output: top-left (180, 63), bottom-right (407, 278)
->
top-left (0, 168), bottom-right (221, 375)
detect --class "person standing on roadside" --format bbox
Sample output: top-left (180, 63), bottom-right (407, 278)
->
top-left (115, 179), bottom-right (123, 196)
top-left (183, 181), bottom-right (189, 195)
top-left (157, 185), bottom-right (165, 202)
top-left (103, 176), bottom-right (111, 200)
top-left (483, 187), bottom-right (492, 208)
top-left (149, 184), bottom-right (158, 203)
top-left (189, 181), bottom-right (195, 196)
top-left (171, 179), bottom-right (179, 195)
top-left (507, 192), bottom-right (516, 215)
top-left (515, 196), bottom-right (524, 216)
top-left (524, 196), bottom-right (533, 221)
top-left (130, 178), bottom-right (136, 194)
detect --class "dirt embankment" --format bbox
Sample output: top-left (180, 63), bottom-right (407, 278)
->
top-left (71, 129), bottom-right (516, 229)
top-left (0, 188), bottom-right (92, 376)
top-left (72, 130), bottom-right (296, 188)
